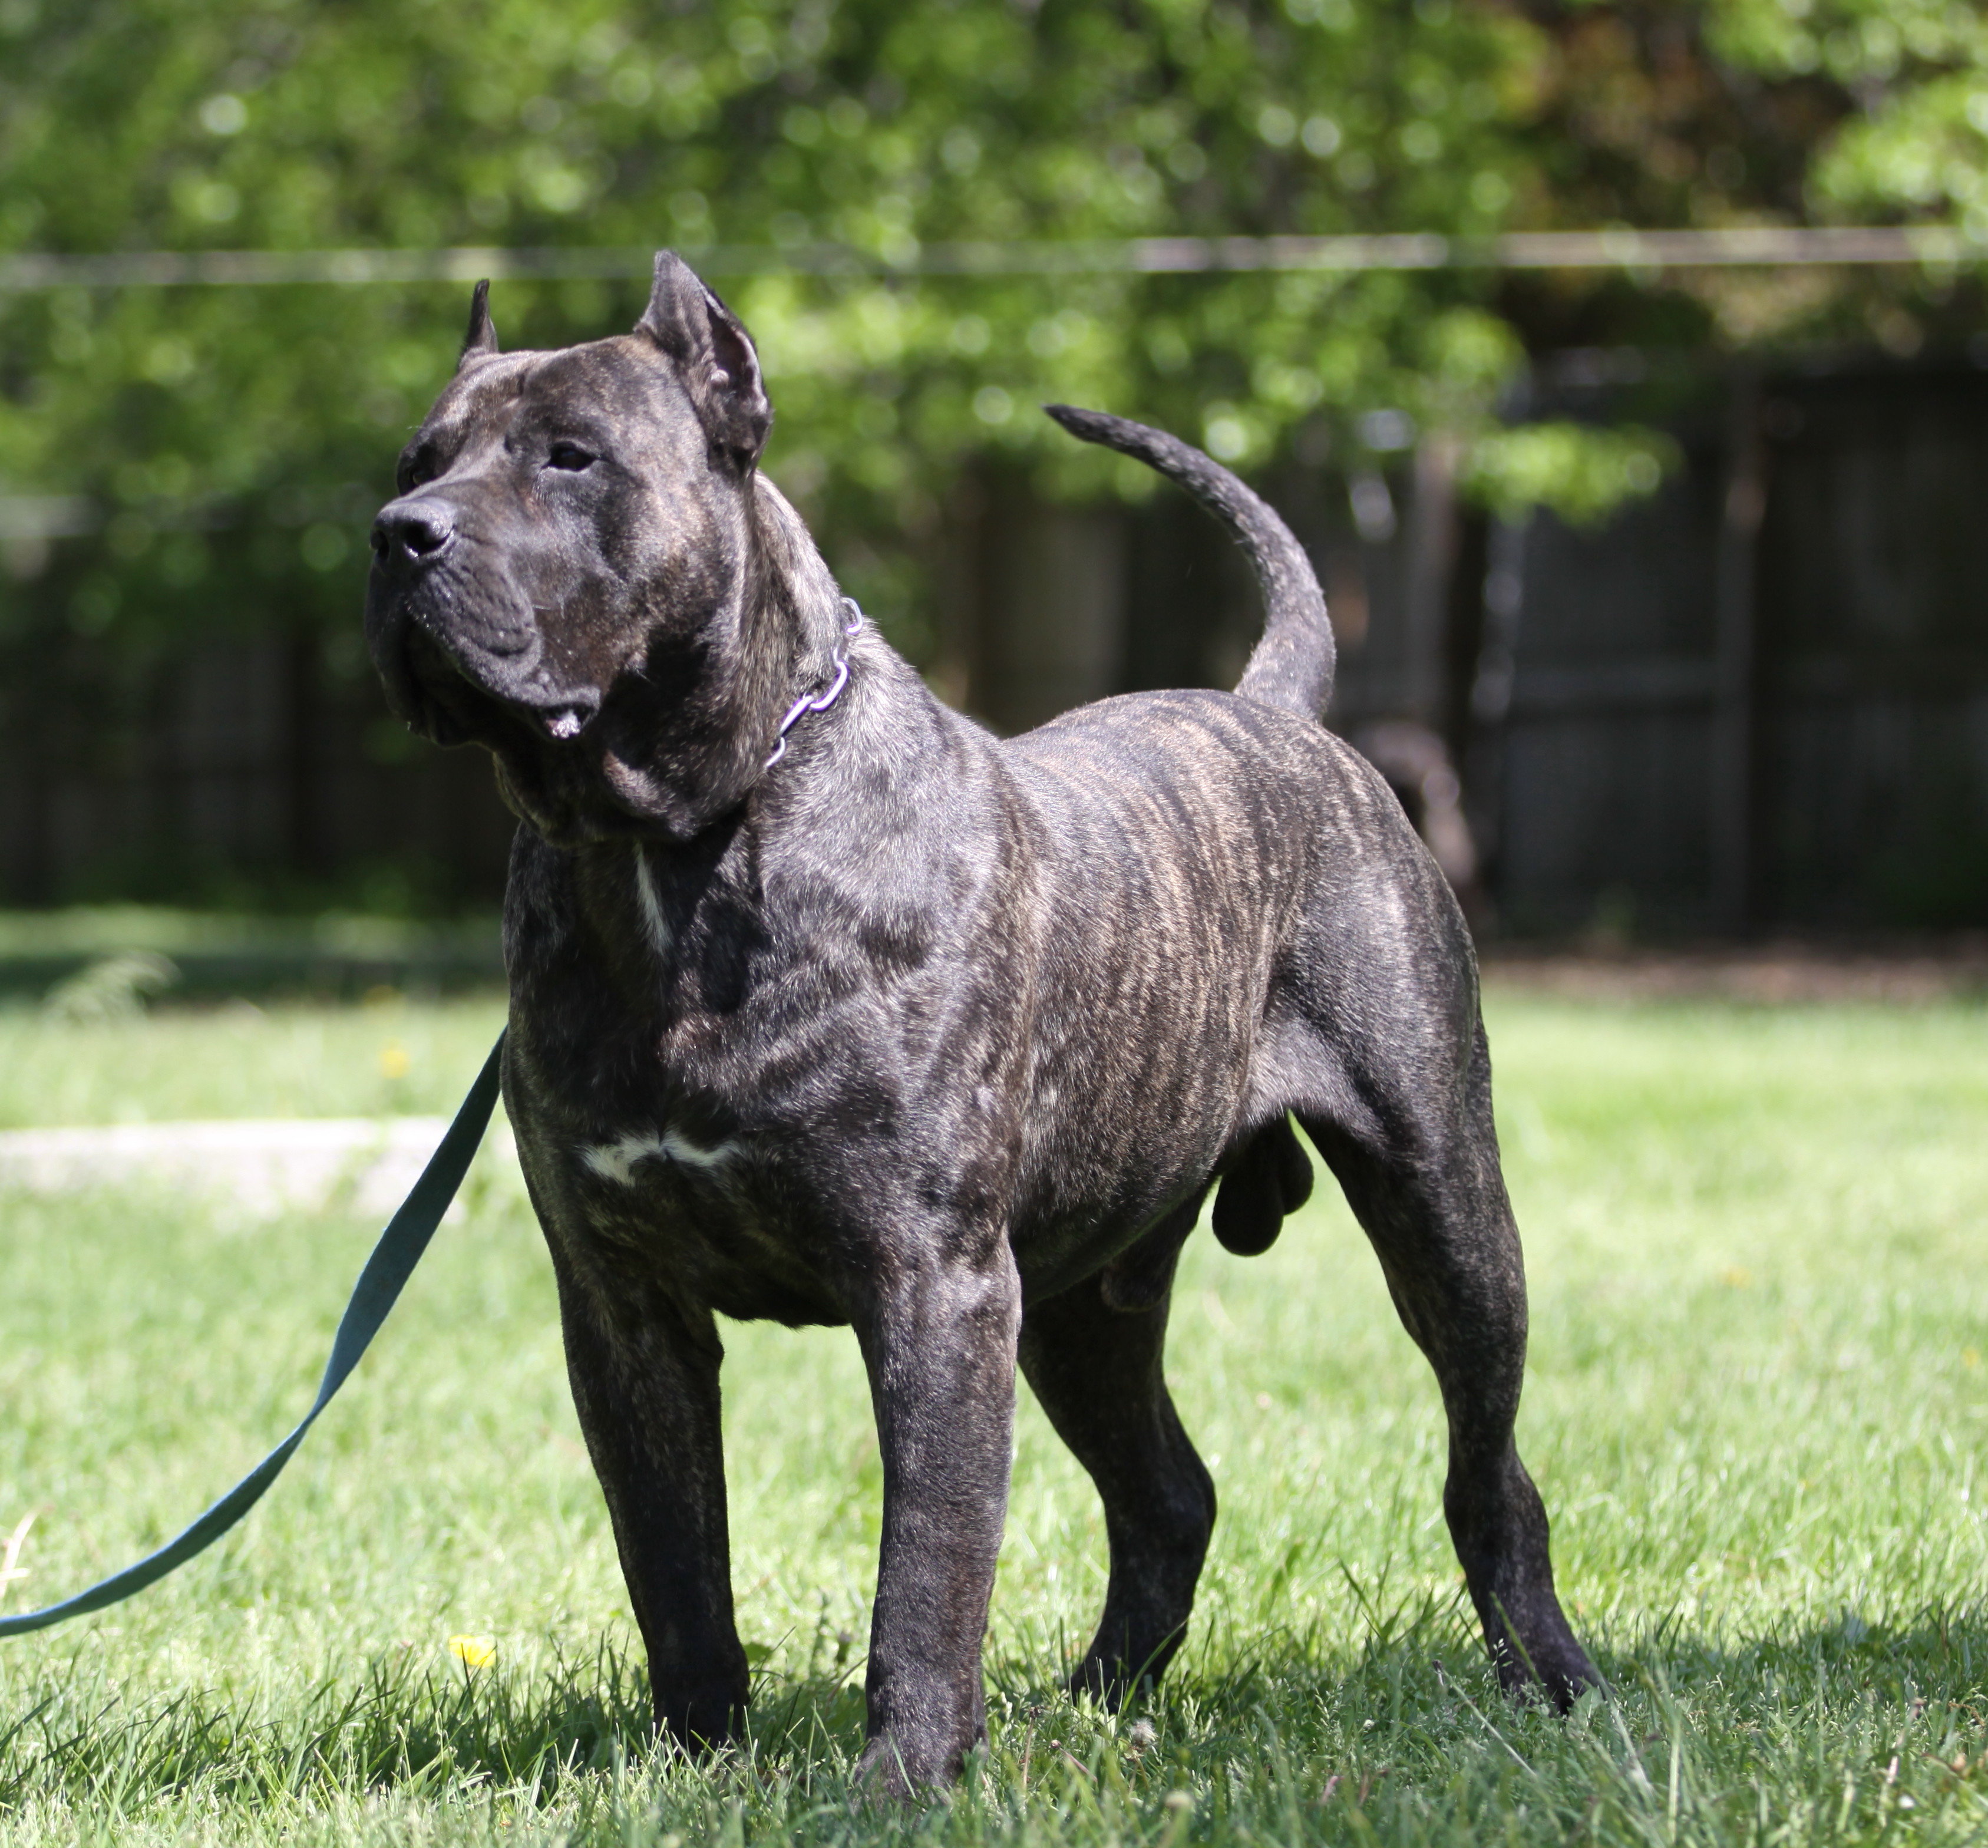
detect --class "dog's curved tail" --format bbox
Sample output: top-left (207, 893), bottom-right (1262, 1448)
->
top-left (1043, 404), bottom-right (1334, 719)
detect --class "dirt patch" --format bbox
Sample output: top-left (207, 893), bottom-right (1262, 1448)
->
top-left (1480, 937), bottom-right (1988, 1004)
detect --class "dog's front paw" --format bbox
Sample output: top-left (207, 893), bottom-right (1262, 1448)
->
top-left (1535, 1639), bottom-right (1606, 1713)
top-left (653, 1677), bottom-right (748, 1756)
top-left (1491, 1628), bottom-right (1604, 1714)
top-left (854, 1729), bottom-right (962, 1798)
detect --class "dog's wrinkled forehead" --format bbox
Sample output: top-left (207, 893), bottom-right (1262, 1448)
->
top-left (401, 254), bottom-right (774, 489)
top-left (404, 338), bottom-right (698, 484)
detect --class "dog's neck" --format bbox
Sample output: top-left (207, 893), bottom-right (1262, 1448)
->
top-left (748, 475), bottom-right (853, 719)
top-left (565, 472), bottom-right (881, 997)
top-left (588, 472), bottom-right (849, 844)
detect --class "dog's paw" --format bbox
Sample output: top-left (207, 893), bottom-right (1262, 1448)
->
top-left (854, 1731), bottom-right (963, 1798)
top-left (1491, 1631), bottom-right (1605, 1714)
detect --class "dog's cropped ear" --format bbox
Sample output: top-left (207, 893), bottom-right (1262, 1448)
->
top-left (458, 279), bottom-right (500, 371)
top-left (636, 251), bottom-right (772, 468)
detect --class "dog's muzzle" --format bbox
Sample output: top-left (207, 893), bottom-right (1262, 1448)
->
top-left (366, 494), bottom-right (601, 745)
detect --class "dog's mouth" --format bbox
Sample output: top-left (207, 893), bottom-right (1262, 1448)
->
top-left (540, 702), bottom-right (594, 741)
top-left (378, 608), bottom-right (603, 750)
top-left (395, 625), bottom-right (483, 747)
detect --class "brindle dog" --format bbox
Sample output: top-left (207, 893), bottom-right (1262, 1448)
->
top-left (365, 252), bottom-right (1599, 1791)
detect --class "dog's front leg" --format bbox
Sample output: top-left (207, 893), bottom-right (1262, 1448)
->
top-left (548, 1246), bottom-right (748, 1753)
top-left (853, 1245), bottom-right (1022, 1793)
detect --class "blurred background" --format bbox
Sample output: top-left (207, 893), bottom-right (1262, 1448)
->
top-left (2, 0), bottom-right (1986, 978)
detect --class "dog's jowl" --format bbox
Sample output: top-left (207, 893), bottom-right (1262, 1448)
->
top-left (365, 253), bottom-right (1599, 1791)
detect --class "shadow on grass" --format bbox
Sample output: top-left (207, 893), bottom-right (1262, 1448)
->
top-left (0, 1639), bottom-right (656, 1812)
top-left (4, 1598), bottom-right (1986, 1820)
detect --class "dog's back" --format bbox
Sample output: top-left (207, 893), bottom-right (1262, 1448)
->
top-left (991, 411), bottom-right (1450, 1275)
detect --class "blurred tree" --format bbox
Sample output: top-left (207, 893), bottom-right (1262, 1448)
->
top-left (0, 0), bottom-right (1982, 665)
top-left (1501, 0), bottom-right (1988, 356)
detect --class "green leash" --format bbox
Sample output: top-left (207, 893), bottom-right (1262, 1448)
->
top-left (0, 1033), bottom-right (506, 1639)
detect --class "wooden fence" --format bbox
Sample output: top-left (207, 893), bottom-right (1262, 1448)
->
top-left (2, 349), bottom-right (1984, 933)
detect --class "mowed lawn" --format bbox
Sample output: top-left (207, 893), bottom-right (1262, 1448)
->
top-left (0, 988), bottom-right (1984, 1844)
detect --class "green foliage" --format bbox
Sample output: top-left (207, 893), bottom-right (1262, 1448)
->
top-left (1463, 420), bottom-right (1676, 525)
top-left (1, 989), bottom-right (1986, 1842)
top-left (2, 0), bottom-right (1986, 658)
top-left (37, 948), bottom-right (178, 1023)
top-left (1709, 0), bottom-right (1988, 233)
top-left (0, 0), bottom-right (1548, 600)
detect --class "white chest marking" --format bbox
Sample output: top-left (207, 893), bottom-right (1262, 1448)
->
top-left (632, 847), bottom-right (671, 958)
top-left (581, 1128), bottom-right (741, 1187)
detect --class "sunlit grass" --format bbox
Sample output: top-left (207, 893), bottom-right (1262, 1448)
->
top-left (0, 995), bottom-right (506, 1126)
top-left (1, 989), bottom-right (1984, 1842)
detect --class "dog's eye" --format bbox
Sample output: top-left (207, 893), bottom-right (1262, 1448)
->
top-left (547, 441), bottom-right (596, 472)
top-left (397, 455), bottom-right (434, 495)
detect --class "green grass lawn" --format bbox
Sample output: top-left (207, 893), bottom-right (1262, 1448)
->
top-left (1, 988), bottom-right (1984, 1844)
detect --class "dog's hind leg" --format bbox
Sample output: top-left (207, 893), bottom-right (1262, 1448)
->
top-left (1250, 742), bottom-right (1598, 1705)
top-left (1019, 1219), bottom-right (1216, 1705)
top-left (1290, 975), bottom-right (1598, 1708)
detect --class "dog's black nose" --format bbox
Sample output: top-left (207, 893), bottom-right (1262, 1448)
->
top-left (371, 498), bottom-right (455, 567)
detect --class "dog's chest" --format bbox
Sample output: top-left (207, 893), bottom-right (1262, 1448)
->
top-left (566, 1124), bottom-right (838, 1324)
top-left (500, 856), bottom-right (856, 1321)
top-left (506, 998), bottom-right (847, 1327)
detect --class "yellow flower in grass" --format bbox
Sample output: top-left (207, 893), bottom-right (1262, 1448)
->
top-left (448, 1634), bottom-right (496, 1669)
top-left (380, 1041), bottom-right (411, 1081)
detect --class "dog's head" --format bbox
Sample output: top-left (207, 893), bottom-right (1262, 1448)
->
top-left (365, 253), bottom-right (794, 844)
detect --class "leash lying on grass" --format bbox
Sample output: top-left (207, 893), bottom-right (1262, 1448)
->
top-left (0, 1034), bottom-right (505, 1639)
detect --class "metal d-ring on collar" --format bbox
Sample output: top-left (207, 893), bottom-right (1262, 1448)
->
top-left (765, 597), bottom-right (863, 768)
